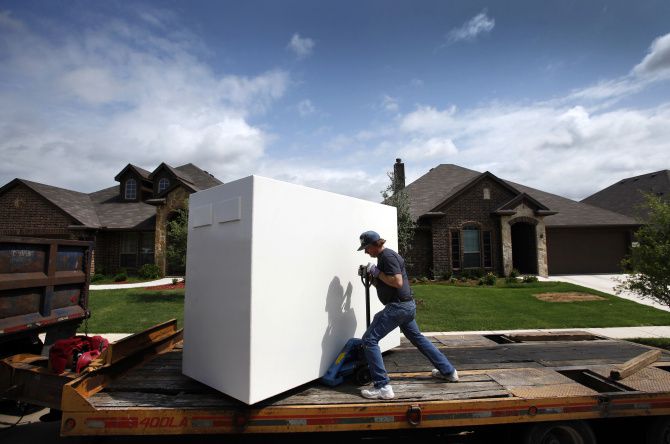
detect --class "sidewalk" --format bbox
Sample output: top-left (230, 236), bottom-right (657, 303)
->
top-left (90, 277), bottom-right (182, 290)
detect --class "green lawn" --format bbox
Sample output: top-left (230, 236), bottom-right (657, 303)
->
top-left (82, 288), bottom-right (184, 333)
top-left (414, 281), bottom-right (670, 331)
top-left (82, 281), bottom-right (670, 334)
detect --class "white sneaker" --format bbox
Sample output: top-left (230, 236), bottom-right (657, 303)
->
top-left (361, 384), bottom-right (395, 399)
top-left (432, 368), bottom-right (459, 382)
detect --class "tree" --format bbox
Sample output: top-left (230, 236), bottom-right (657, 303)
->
top-left (381, 170), bottom-right (415, 257)
top-left (166, 206), bottom-right (188, 275)
top-left (616, 194), bottom-right (670, 306)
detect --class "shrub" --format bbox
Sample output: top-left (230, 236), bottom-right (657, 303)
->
top-left (505, 276), bottom-right (518, 284)
top-left (91, 273), bottom-right (105, 283)
top-left (138, 263), bottom-right (162, 279)
top-left (481, 272), bottom-right (497, 286)
top-left (522, 275), bottom-right (539, 283)
top-left (172, 278), bottom-right (179, 285)
top-left (113, 272), bottom-right (128, 282)
top-left (419, 276), bottom-right (429, 283)
top-left (509, 269), bottom-right (520, 278)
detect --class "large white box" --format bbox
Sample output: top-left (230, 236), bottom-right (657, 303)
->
top-left (182, 175), bottom-right (400, 404)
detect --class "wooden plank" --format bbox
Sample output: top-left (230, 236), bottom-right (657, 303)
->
top-left (610, 349), bottom-right (662, 380)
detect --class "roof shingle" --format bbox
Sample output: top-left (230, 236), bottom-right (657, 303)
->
top-left (403, 164), bottom-right (639, 227)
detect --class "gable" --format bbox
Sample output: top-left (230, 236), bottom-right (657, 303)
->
top-left (0, 182), bottom-right (78, 229)
top-left (433, 175), bottom-right (519, 215)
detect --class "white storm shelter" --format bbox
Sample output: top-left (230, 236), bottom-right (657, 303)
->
top-left (182, 175), bottom-right (400, 404)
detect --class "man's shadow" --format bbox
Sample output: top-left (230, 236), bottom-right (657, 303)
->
top-left (320, 277), bottom-right (358, 374)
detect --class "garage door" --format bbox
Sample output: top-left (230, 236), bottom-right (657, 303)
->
top-left (546, 227), bottom-right (632, 274)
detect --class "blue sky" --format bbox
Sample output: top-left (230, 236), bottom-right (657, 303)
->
top-left (1, 1), bottom-right (669, 202)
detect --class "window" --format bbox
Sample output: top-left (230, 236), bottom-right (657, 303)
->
top-left (158, 178), bottom-right (170, 193)
top-left (125, 179), bottom-right (137, 200)
top-left (120, 232), bottom-right (138, 268)
top-left (140, 233), bottom-right (154, 266)
top-left (120, 232), bottom-right (154, 269)
top-left (450, 230), bottom-right (461, 269)
top-left (462, 226), bottom-right (481, 268)
top-left (483, 188), bottom-right (490, 200)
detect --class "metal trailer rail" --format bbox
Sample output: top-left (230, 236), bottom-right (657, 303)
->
top-left (46, 322), bottom-right (670, 441)
top-left (0, 236), bottom-right (93, 351)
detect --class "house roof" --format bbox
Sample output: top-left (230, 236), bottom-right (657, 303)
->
top-left (404, 164), bottom-right (639, 227)
top-left (113, 164), bottom-right (152, 182)
top-left (581, 169), bottom-right (670, 219)
top-left (174, 163), bottom-right (223, 190)
top-left (2, 179), bottom-right (101, 228)
top-left (1, 162), bottom-right (222, 231)
top-left (88, 186), bottom-right (156, 230)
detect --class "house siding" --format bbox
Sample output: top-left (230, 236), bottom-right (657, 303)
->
top-left (0, 183), bottom-right (85, 239)
top-left (155, 186), bottom-right (190, 276)
top-left (410, 178), bottom-right (517, 278)
top-left (94, 231), bottom-right (121, 274)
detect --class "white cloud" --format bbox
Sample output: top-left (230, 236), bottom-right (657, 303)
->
top-left (400, 105), bottom-right (458, 134)
top-left (633, 32), bottom-right (670, 78)
top-left (297, 99), bottom-right (316, 116)
top-left (287, 33), bottom-right (315, 59)
top-left (447, 11), bottom-right (495, 43)
top-left (400, 137), bottom-right (458, 161)
top-left (0, 9), bottom-right (289, 191)
top-left (564, 32), bottom-right (670, 106)
top-left (381, 95), bottom-right (399, 112)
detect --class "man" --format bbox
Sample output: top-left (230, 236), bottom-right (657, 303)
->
top-left (357, 230), bottom-right (458, 400)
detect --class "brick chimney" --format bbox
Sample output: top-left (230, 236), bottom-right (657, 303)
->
top-left (393, 158), bottom-right (405, 193)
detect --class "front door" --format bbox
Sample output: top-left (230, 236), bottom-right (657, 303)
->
top-left (512, 222), bottom-right (538, 274)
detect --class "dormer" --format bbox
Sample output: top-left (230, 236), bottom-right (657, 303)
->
top-left (114, 164), bottom-right (153, 202)
top-left (149, 163), bottom-right (198, 198)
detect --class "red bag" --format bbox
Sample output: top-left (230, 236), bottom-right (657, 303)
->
top-left (49, 335), bottom-right (109, 374)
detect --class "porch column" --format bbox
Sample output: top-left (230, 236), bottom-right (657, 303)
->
top-left (500, 215), bottom-right (513, 276)
top-left (536, 220), bottom-right (548, 277)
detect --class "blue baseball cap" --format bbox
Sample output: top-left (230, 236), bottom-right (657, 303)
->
top-left (357, 230), bottom-right (380, 251)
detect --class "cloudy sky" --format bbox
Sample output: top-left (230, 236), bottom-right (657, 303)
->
top-left (1, 1), bottom-right (669, 202)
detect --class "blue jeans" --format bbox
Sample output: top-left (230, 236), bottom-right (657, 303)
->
top-left (362, 299), bottom-right (455, 388)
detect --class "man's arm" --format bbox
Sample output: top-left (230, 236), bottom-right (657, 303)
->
top-left (376, 272), bottom-right (403, 289)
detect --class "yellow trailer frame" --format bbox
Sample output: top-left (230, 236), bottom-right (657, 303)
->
top-left (46, 320), bottom-right (670, 437)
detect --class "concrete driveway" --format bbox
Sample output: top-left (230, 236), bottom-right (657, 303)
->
top-left (545, 274), bottom-right (670, 312)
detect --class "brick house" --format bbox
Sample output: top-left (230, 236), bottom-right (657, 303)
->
top-left (396, 160), bottom-right (640, 277)
top-left (0, 163), bottom-right (221, 276)
top-left (581, 169), bottom-right (669, 220)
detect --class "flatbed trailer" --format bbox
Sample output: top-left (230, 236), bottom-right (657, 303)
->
top-left (33, 321), bottom-right (670, 443)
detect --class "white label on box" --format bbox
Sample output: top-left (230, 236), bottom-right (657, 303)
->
top-left (215, 197), bottom-right (241, 224)
top-left (191, 204), bottom-right (213, 228)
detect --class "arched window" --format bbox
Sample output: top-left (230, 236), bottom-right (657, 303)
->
top-left (462, 225), bottom-right (481, 268)
top-left (125, 178), bottom-right (137, 200)
top-left (158, 178), bottom-right (170, 193)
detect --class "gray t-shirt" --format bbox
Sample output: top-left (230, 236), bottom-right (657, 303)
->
top-left (375, 248), bottom-right (413, 305)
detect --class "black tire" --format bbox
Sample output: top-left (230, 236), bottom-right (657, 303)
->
top-left (354, 366), bottom-right (372, 386)
top-left (522, 420), bottom-right (596, 444)
top-left (647, 416), bottom-right (670, 444)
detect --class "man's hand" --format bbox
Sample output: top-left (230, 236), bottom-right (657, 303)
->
top-left (366, 262), bottom-right (380, 278)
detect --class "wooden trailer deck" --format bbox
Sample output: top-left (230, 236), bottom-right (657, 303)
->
top-left (55, 322), bottom-right (670, 436)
